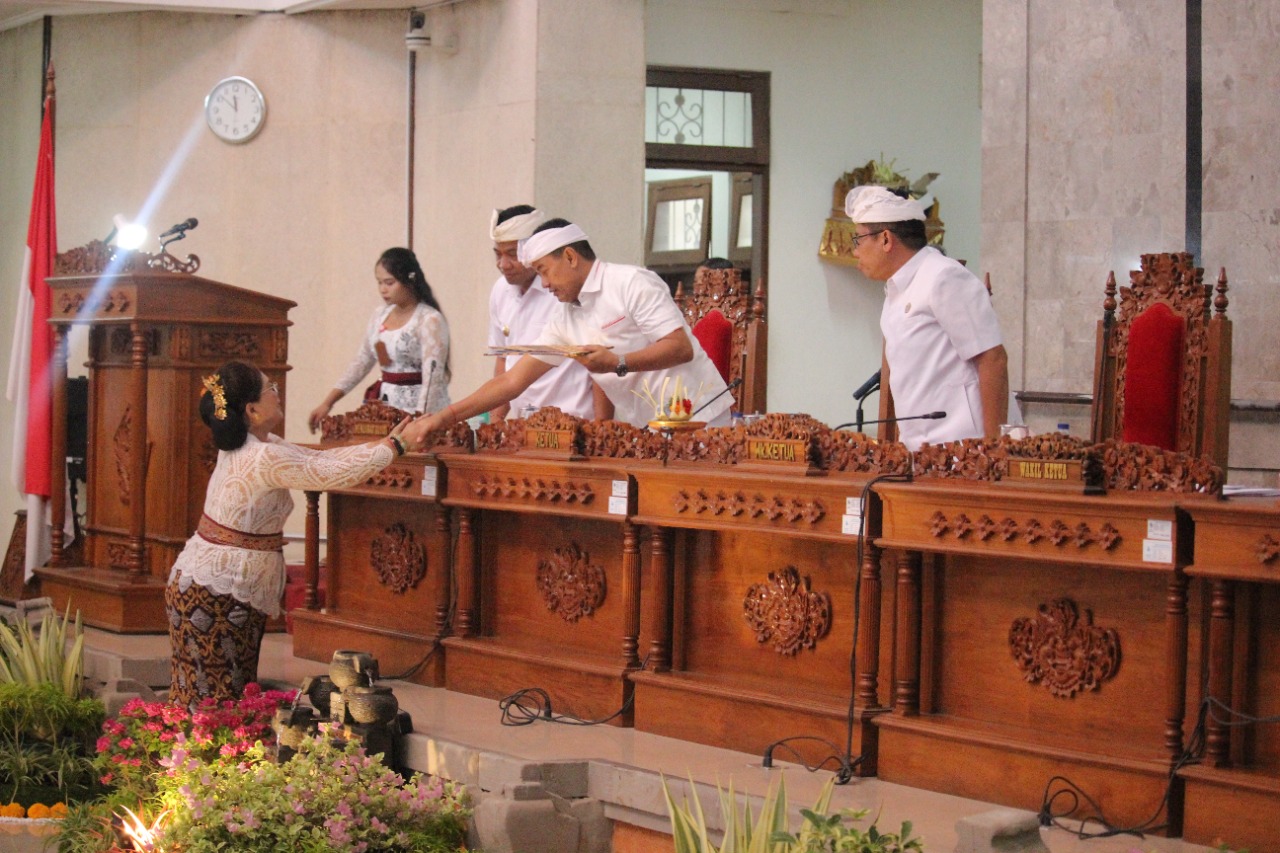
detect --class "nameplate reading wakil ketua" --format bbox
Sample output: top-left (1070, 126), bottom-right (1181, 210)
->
top-left (743, 437), bottom-right (817, 474)
top-left (522, 427), bottom-right (582, 460)
top-left (1005, 458), bottom-right (1085, 487)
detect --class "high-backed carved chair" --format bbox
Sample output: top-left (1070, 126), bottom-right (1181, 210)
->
top-left (674, 266), bottom-right (767, 415)
top-left (1090, 252), bottom-right (1231, 468)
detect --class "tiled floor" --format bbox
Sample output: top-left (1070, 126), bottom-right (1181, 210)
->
top-left (85, 627), bottom-right (1218, 853)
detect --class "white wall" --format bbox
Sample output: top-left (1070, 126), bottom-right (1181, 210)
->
top-left (646, 0), bottom-right (983, 427)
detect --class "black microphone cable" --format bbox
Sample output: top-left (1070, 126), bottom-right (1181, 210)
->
top-left (497, 654), bottom-right (651, 727)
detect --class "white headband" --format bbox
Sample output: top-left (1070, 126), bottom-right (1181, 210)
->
top-left (490, 208), bottom-right (547, 243)
top-left (844, 185), bottom-right (927, 223)
top-left (517, 224), bottom-right (589, 265)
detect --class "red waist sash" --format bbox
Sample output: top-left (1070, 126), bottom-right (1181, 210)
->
top-left (380, 371), bottom-right (420, 386)
top-left (197, 514), bottom-right (284, 552)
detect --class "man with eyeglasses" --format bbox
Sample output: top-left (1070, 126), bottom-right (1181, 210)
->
top-left (846, 185), bottom-right (1009, 449)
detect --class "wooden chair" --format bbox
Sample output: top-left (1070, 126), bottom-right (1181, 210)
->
top-left (674, 265), bottom-right (767, 415)
top-left (1090, 252), bottom-right (1231, 468)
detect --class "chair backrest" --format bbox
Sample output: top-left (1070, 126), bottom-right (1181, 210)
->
top-left (675, 265), bottom-right (767, 414)
top-left (1090, 252), bottom-right (1231, 467)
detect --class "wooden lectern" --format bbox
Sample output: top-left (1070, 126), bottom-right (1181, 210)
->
top-left (35, 242), bottom-right (294, 632)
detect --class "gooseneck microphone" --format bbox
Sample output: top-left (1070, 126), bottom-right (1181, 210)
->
top-left (691, 377), bottom-right (743, 418)
top-left (159, 217), bottom-right (198, 239)
top-left (851, 369), bottom-right (881, 402)
top-left (833, 411), bottom-right (946, 431)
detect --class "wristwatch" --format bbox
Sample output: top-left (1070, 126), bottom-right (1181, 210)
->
top-left (615, 353), bottom-right (630, 377)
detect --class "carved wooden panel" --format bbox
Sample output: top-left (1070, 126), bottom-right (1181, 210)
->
top-left (1256, 534), bottom-right (1280, 565)
top-left (1009, 598), bottom-right (1120, 698)
top-left (743, 565), bottom-right (832, 655)
top-left (673, 489), bottom-right (825, 524)
top-left (535, 542), bottom-right (606, 622)
top-left (471, 475), bottom-right (594, 504)
top-left (58, 289), bottom-right (134, 318)
top-left (197, 330), bottom-right (260, 360)
top-left (108, 327), bottom-right (160, 357)
top-left (113, 406), bottom-right (136, 507)
top-left (365, 466), bottom-right (415, 489)
top-left (927, 511), bottom-right (1120, 551)
top-left (369, 522), bottom-right (427, 594)
top-left (54, 240), bottom-right (201, 276)
top-left (106, 541), bottom-right (135, 571)
top-left (198, 437), bottom-right (218, 474)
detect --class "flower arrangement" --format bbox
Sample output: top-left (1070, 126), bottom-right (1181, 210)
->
top-left (152, 731), bottom-right (469, 853)
top-left (634, 375), bottom-right (705, 423)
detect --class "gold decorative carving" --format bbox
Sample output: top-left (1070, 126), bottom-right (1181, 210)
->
top-left (818, 159), bottom-right (944, 267)
top-left (1256, 534), bottom-right (1280, 565)
top-left (369, 523), bottom-right (426, 594)
top-left (673, 489), bottom-right (825, 524)
top-left (928, 510), bottom-right (1120, 551)
top-left (535, 542), bottom-right (606, 622)
top-left (471, 475), bottom-right (594, 504)
top-left (198, 330), bottom-right (260, 360)
top-left (743, 566), bottom-right (832, 655)
top-left (1009, 598), bottom-right (1120, 698)
top-left (365, 467), bottom-right (415, 489)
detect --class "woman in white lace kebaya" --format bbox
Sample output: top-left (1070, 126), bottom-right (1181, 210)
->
top-left (167, 360), bottom-right (435, 706)
top-left (307, 247), bottom-right (451, 432)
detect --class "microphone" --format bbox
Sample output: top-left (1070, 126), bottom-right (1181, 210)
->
top-left (159, 217), bottom-right (198, 239)
top-left (834, 411), bottom-right (946, 431)
top-left (691, 377), bottom-right (743, 418)
top-left (851, 369), bottom-right (881, 402)
top-left (421, 359), bottom-right (437, 413)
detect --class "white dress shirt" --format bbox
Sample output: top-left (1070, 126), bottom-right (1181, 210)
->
top-left (488, 275), bottom-right (594, 419)
top-left (534, 261), bottom-right (732, 427)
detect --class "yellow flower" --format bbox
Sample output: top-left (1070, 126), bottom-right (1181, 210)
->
top-left (26, 804), bottom-right (51, 819)
top-left (0, 803), bottom-right (24, 818)
top-left (49, 803), bottom-right (68, 819)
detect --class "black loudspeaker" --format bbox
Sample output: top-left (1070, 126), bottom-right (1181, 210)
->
top-left (66, 376), bottom-right (88, 475)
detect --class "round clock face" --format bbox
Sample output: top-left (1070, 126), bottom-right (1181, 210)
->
top-left (204, 76), bottom-right (266, 143)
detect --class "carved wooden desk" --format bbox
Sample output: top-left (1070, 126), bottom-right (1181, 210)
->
top-left (873, 476), bottom-right (1199, 831)
top-left (290, 449), bottom-right (452, 686)
top-left (1178, 496), bottom-right (1280, 851)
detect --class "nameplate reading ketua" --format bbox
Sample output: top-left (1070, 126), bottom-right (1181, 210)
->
top-left (522, 427), bottom-right (582, 460)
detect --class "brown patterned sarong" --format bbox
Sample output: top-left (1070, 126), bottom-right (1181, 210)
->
top-left (166, 573), bottom-right (268, 708)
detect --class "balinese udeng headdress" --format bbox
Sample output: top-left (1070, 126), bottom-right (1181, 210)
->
top-left (490, 208), bottom-right (547, 243)
top-left (202, 374), bottom-right (228, 420)
top-left (843, 185), bottom-right (927, 223)
top-left (517, 223), bottom-right (589, 265)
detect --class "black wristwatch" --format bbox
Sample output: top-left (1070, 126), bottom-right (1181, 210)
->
top-left (615, 353), bottom-right (630, 377)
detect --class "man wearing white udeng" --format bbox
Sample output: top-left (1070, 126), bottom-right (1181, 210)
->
top-left (485, 204), bottom-right (598, 421)
top-left (415, 217), bottom-right (732, 432)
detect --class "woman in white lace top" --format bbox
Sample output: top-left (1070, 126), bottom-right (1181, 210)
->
top-left (167, 360), bottom-right (434, 706)
top-left (308, 247), bottom-right (451, 431)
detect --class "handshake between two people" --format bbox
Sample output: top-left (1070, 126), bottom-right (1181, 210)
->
top-left (388, 415), bottom-right (440, 454)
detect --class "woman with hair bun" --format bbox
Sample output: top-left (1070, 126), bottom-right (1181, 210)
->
top-left (308, 247), bottom-right (452, 431)
top-left (168, 360), bottom-right (435, 706)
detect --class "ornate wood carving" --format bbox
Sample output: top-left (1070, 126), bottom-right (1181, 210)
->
top-left (742, 565), bottom-right (832, 655)
top-left (581, 419), bottom-right (669, 458)
top-left (54, 239), bottom-right (199, 275)
top-left (113, 406), bottom-right (136, 506)
top-left (369, 522), bottom-right (427, 594)
top-left (198, 436), bottom-right (218, 474)
top-left (106, 541), bottom-right (136, 571)
top-left (677, 266), bottom-right (753, 390)
top-left (928, 510), bottom-right (1120, 551)
top-left (1255, 534), bottom-right (1280, 565)
top-left (172, 327), bottom-right (192, 360)
top-left (476, 418), bottom-right (526, 453)
top-left (913, 433), bottom-right (1221, 495)
top-left (271, 327), bottom-right (289, 364)
top-left (535, 542), bottom-right (606, 622)
top-left (109, 327), bottom-right (159, 357)
top-left (57, 288), bottom-right (133, 317)
top-left (673, 489), bottom-right (825, 524)
top-left (320, 400), bottom-right (473, 451)
top-left (471, 475), bottom-right (594, 504)
top-left (1009, 598), bottom-right (1120, 698)
top-left (364, 466), bottom-right (416, 489)
top-left (197, 330), bottom-right (260, 360)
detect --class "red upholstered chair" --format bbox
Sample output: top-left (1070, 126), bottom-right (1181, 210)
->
top-left (1090, 252), bottom-right (1231, 467)
top-left (674, 265), bottom-right (768, 414)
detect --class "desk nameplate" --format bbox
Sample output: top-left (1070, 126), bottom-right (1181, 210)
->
top-left (521, 428), bottom-right (583, 461)
top-left (738, 437), bottom-right (821, 476)
top-left (1003, 457), bottom-right (1103, 494)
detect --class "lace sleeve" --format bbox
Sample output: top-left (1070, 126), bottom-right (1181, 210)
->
top-left (257, 438), bottom-right (394, 491)
top-left (333, 306), bottom-right (384, 395)
top-left (416, 307), bottom-right (452, 413)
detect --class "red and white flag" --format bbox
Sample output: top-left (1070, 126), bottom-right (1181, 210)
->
top-left (6, 88), bottom-right (57, 581)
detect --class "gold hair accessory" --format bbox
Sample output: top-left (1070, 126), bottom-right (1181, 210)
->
top-left (202, 374), bottom-right (228, 420)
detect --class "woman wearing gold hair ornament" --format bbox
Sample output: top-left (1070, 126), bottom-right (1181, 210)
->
top-left (166, 360), bottom-right (435, 707)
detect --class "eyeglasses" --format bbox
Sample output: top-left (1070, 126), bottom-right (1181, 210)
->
top-left (851, 228), bottom-right (889, 248)
top-left (265, 381), bottom-right (279, 395)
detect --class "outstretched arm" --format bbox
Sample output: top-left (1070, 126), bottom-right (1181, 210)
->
top-left (416, 355), bottom-right (553, 432)
top-left (973, 344), bottom-right (1009, 439)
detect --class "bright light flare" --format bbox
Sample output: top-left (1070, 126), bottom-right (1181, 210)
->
top-left (113, 215), bottom-right (148, 251)
top-left (116, 805), bottom-right (170, 852)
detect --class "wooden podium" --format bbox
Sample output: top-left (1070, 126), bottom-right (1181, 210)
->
top-left (34, 242), bottom-right (294, 632)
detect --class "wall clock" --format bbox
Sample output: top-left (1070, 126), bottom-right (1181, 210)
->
top-left (204, 76), bottom-right (266, 144)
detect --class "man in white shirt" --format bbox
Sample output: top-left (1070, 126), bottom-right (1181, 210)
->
top-left (485, 204), bottom-right (597, 420)
top-left (414, 218), bottom-right (733, 432)
top-left (846, 185), bottom-right (1009, 449)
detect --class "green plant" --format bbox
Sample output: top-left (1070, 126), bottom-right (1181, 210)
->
top-left (0, 605), bottom-right (85, 697)
top-left (154, 730), bottom-right (470, 852)
top-left (0, 681), bottom-right (105, 805)
top-left (663, 775), bottom-right (923, 853)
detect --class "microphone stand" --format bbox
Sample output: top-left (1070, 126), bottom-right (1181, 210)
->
top-left (854, 381), bottom-right (879, 433)
top-left (690, 377), bottom-right (743, 419)
top-left (833, 411), bottom-right (946, 432)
